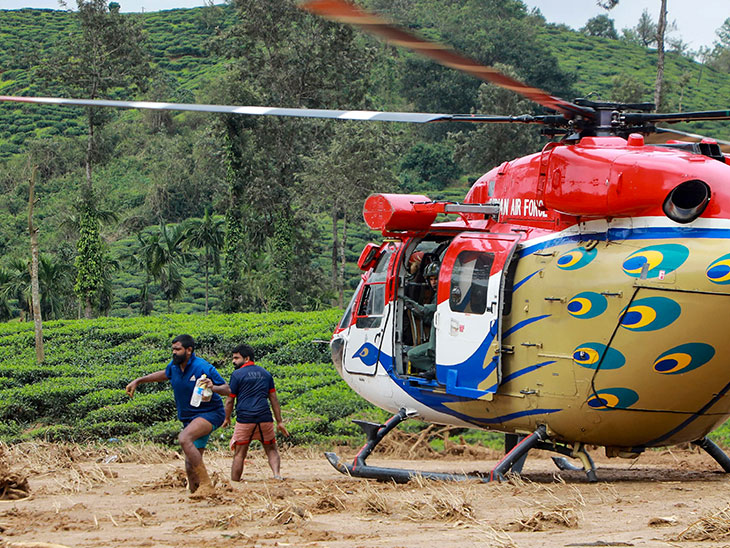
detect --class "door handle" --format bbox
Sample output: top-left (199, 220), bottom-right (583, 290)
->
top-left (433, 311), bottom-right (439, 328)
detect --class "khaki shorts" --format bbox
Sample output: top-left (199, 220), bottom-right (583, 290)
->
top-left (230, 421), bottom-right (276, 449)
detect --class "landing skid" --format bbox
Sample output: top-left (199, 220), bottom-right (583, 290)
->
top-left (325, 409), bottom-right (555, 483)
top-left (539, 440), bottom-right (598, 482)
top-left (692, 436), bottom-right (730, 472)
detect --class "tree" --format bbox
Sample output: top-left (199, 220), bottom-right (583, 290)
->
top-left (151, 223), bottom-right (192, 313)
top-left (708, 18), bottom-right (730, 73)
top-left (38, 0), bottom-right (150, 317)
top-left (1, 256), bottom-right (73, 321)
top-left (298, 123), bottom-right (400, 305)
top-left (452, 64), bottom-right (544, 174)
top-left (581, 15), bottom-right (618, 39)
top-left (389, 1), bottom-right (575, 138)
top-left (215, 0), bottom-right (375, 311)
top-left (610, 72), bottom-right (646, 103)
top-left (127, 232), bottom-right (158, 316)
top-left (28, 164), bottom-right (43, 362)
top-left (654, 0), bottom-right (668, 109)
top-left (399, 143), bottom-right (461, 191)
top-left (602, 1), bottom-right (669, 109)
top-left (633, 9), bottom-right (658, 47)
top-left (184, 209), bottom-right (224, 314)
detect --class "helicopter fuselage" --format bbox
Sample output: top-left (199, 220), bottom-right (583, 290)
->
top-left (332, 135), bottom-right (730, 454)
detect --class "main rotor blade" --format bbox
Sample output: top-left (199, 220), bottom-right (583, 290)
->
top-left (652, 126), bottom-right (730, 153)
top-left (622, 110), bottom-right (730, 124)
top-left (0, 95), bottom-right (566, 126)
top-left (0, 95), bottom-right (449, 123)
top-left (300, 0), bottom-right (592, 120)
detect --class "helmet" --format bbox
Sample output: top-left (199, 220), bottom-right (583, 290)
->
top-left (423, 261), bottom-right (440, 279)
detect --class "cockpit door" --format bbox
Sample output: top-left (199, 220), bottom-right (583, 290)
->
top-left (343, 243), bottom-right (397, 376)
top-left (435, 232), bottom-right (520, 399)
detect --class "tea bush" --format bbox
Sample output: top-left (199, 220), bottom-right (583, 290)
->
top-left (0, 309), bottom-right (384, 447)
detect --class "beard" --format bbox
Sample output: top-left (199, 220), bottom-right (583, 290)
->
top-left (172, 353), bottom-right (186, 365)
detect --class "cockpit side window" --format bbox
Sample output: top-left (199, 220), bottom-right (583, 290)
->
top-left (449, 251), bottom-right (494, 314)
top-left (354, 248), bottom-right (393, 328)
top-left (338, 279), bottom-right (362, 330)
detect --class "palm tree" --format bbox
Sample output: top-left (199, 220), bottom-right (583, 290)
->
top-left (127, 224), bottom-right (191, 314)
top-left (184, 209), bottom-right (224, 314)
top-left (0, 255), bottom-right (73, 320)
top-left (127, 231), bottom-right (157, 315)
top-left (0, 269), bottom-right (14, 321)
top-left (37, 255), bottom-right (73, 319)
top-left (4, 259), bottom-right (31, 321)
top-left (151, 223), bottom-right (193, 313)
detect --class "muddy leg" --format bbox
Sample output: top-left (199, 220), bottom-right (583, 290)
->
top-left (179, 418), bottom-right (213, 493)
top-left (263, 442), bottom-right (281, 478)
top-left (231, 443), bottom-right (250, 482)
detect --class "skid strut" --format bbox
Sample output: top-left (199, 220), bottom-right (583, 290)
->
top-left (692, 436), bottom-right (730, 472)
top-left (325, 409), bottom-right (549, 483)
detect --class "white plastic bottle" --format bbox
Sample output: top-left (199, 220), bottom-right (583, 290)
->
top-left (190, 374), bottom-right (208, 407)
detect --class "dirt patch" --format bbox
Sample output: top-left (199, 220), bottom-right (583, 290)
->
top-left (1, 443), bottom-right (729, 547)
top-left (0, 447), bottom-right (30, 501)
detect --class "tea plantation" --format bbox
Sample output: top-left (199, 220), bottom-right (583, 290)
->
top-left (2, 309), bottom-right (730, 451)
top-left (0, 309), bottom-right (389, 447)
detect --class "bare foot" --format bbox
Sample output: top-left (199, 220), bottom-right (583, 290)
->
top-left (188, 482), bottom-right (216, 500)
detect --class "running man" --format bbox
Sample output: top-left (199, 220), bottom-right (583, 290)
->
top-left (126, 334), bottom-right (230, 494)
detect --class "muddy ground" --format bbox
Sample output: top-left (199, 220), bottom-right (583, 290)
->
top-left (1, 438), bottom-right (730, 548)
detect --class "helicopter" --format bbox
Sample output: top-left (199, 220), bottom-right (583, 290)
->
top-left (4, 0), bottom-right (730, 484)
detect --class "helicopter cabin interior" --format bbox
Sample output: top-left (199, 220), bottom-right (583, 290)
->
top-left (339, 230), bottom-right (521, 396)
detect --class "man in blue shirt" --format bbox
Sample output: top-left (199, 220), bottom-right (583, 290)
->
top-left (223, 344), bottom-right (289, 480)
top-left (126, 334), bottom-right (230, 494)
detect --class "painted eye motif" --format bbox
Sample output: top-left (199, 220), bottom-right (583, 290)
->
top-left (619, 296), bottom-right (681, 331)
top-left (653, 343), bottom-right (715, 375)
top-left (352, 343), bottom-right (377, 366)
top-left (572, 343), bottom-right (625, 370)
top-left (622, 244), bottom-right (689, 278)
top-left (586, 388), bottom-right (639, 410)
top-left (567, 292), bottom-right (607, 319)
top-left (706, 254), bottom-right (730, 284)
top-left (557, 247), bottom-right (597, 271)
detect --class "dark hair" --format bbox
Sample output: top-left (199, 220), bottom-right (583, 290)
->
top-left (232, 344), bottom-right (255, 361)
top-left (172, 334), bottom-right (195, 351)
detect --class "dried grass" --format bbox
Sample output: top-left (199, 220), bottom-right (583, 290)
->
top-left (1, 441), bottom-right (177, 475)
top-left (2, 442), bottom-right (85, 473)
top-left (0, 446), bottom-right (30, 501)
top-left (476, 526), bottom-right (517, 548)
top-left (50, 463), bottom-right (116, 493)
top-left (309, 482), bottom-right (349, 514)
top-left (371, 426), bottom-right (499, 461)
top-left (405, 483), bottom-right (477, 524)
top-left (361, 488), bottom-right (392, 515)
top-left (671, 505), bottom-right (730, 542)
top-left (270, 503), bottom-right (311, 525)
top-left (509, 503), bottom-right (580, 532)
top-left (139, 467), bottom-right (187, 490)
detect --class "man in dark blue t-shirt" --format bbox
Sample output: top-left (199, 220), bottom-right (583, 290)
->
top-left (126, 334), bottom-right (230, 494)
top-left (223, 344), bottom-right (289, 480)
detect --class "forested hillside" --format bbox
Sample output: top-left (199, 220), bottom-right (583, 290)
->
top-left (1, 0), bottom-right (729, 319)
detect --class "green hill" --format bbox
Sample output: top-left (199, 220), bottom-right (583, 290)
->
top-left (539, 25), bottom-right (730, 139)
top-left (0, 2), bottom-right (729, 318)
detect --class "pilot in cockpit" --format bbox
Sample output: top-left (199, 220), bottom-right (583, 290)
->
top-left (403, 261), bottom-right (439, 379)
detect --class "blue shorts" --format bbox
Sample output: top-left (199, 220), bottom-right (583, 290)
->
top-left (182, 410), bottom-right (225, 449)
